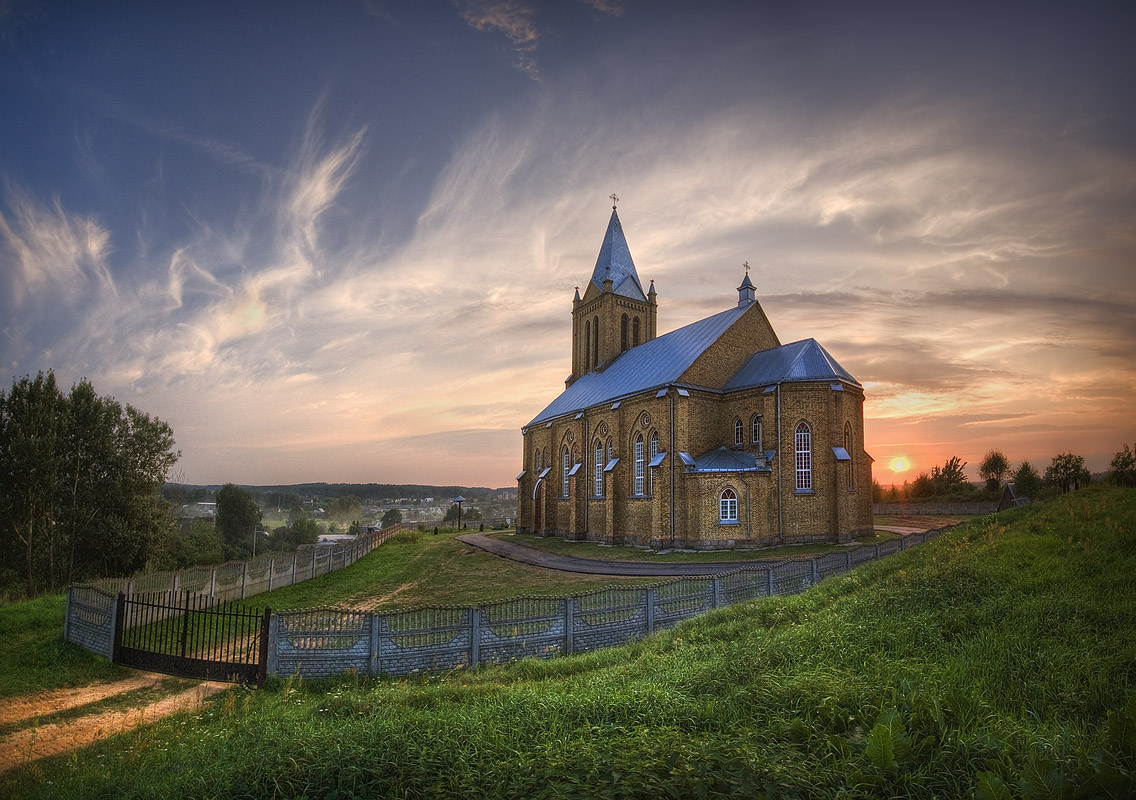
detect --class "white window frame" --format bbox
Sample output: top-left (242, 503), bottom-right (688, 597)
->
top-left (562, 446), bottom-right (571, 497)
top-left (720, 488), bottom-right (738, 522)
top-left (594, 439), bottom-right (604, 498)
top-left (752, 414), bottom-right (762, 448)
top-left (795, 422), bottom-right (813, 491)
top-left (633, 434), bottom-right (645, 496)
top-left (733, 418), bottom-right (743, 446)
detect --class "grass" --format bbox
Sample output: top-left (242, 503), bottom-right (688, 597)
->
top-left (3, 487), bottom-right (1134, 798)
top-left (494, 528), bottom-right (904, 563)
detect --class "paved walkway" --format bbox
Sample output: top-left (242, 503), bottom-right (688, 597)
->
top-left (456, 527), bottom-right (925, 577)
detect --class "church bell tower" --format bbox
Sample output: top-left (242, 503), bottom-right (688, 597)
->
top-left (568, 198), bottom-right (657, 385)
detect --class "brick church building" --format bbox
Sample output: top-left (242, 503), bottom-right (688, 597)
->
top-left (516, 205), bottom-right (873, 549)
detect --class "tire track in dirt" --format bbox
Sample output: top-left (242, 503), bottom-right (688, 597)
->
top-left (0, 675), bottom-right (228, 774)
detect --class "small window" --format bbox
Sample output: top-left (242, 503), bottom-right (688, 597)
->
top-left (720, 488), bottom-right (738, 522)
top-left (621, 314), bottom-right (629, 352)
top-left (633, 433), bottom-right (645, 496)
top-left (795, 422), bottom-right (812, 491)
top-left (752, 414), bottom-right (763, 448)
top-left (844, 422), bottom-right (854, 491)
top-left (594, 439), bottom-right (604, 497)
top-left (562, 445), bottom-right (571, 497)
top-left (593, 316), bottom-right (600, 367)
top-left (648, 430), bottom-right (659, 495)
top-left (733, 418), bottom-right (743, 446)
top-left (584, 320), bottom-right (591, 370)
top-left (632, 316), bottom-right (641, 347)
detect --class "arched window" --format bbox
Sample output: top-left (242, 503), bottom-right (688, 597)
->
top-left (584, 320), bottom-right (591, 370)
top-left (648, 430), bottom-right (660, 495)
top-left (607, 438), bottom-right (614, 463)
top-left (733, 418), bottom-right (743, 446)
top-left (562, 445), bottom-right (571, 497)
top-left (844, 422), bottom-right (854, 491)
top-left (534, 449), bottom-right (541, 471)
top-left (632, 316), bottom-right (641, 347)
top-left (594, 439), bottom-right (604, 497)
top-left (633, 433), bottom-right (645, 496)
top-left (795, 422), bottom-right (812, 491)
top-left (621, 313), bottom-right (629, 352)
top-left (720, 488), bottom-right (738, 522)
top-left (752, 414), bottom-right (763, 448)
top-left (592, 316), bottom-right (600, 367)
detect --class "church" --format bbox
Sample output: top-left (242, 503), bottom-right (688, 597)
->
top-left (516, 204), bottom-right (873, 549)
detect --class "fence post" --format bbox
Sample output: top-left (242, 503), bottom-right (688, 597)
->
top-left (846, 551), bottom-right (852, 571)
top-left (766, 566), bottom-right (774, 596)
top-left (268, 558), bottom-right (274, 592)
top-left (370, 613), bottom-right (380, 677)
top-left (241, 561), bottom-right (249, 599)
top-left (291, 553), bottom-right (297, 587)
top-left (209, 567), bottom-right (216, 602)
top-left (564, 597), bottom-right (575, 654)
top-left (874, 543), bottom-right (881, 560)
top-left (470, 607), bottom-right (481, 669)
top-left (811, 558), bottom-right (819, 585)
top-left (646, 587), bottom-right (656, 635)
top-left (711, 577), bottom-right (721, 609)
top-left (112, 592), bottom-right (126, 664)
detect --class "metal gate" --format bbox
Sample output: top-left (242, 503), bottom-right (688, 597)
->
top-left (113, 591), bottom-right (270, 686)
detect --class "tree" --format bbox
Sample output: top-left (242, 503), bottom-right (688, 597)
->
top-left (1110, 444), bottom-right (1136, 488)
top-left (929, 456), bottom-right (969, 497)
top-left (1045, 453), bottom-right (1091, 494)
top-left (215, 484), bottom-right (261, 560)
top-left (327, 495), bottom-right (361, 523)
top-left (979, 449), bottom-right (1010, 492)
top-left (0, 371), bottom-right (179, 597)
top-left (381, 508), bottom-right (403, 528)
top-left (1011, 461), bottom-right (1042, 500)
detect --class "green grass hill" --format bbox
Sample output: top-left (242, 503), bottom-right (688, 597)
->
top-left (4, 487), bottom-right (1135, 798)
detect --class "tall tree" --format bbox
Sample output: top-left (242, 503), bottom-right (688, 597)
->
top-left (1045, 453), bottom-right (1091, 494)
top-left (1011, 461), bottom-right (1042, 500)
top-left (1110, 444), bottom-right (1136, 488)
top-left (978, 449), bottom-right (1010, 492)
top-left (0, 371), bottom-right (179, 597)
top-left (215, 484), bottom-right (262, 560)
top-left (931, 456), bottom-right (969, 495)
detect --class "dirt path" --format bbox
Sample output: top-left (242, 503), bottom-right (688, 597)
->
top-left (0, 673), bottom-right (228, 774)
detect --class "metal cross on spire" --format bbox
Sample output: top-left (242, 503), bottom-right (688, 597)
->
top-left (743, 261), bottom-right (750, 274)
top-left (610, 193), bottom-right (619, 209)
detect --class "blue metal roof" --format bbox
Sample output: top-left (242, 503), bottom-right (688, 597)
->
top-left (590, 209), bottom-right (647, 302)
top-left (686, 446), bottom-right (771, 473)
top-left (723, 338), bottom-right (860, 391)
top-left (526, 304), bottom-right (749, 426)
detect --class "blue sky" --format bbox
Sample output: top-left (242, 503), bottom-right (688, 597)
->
top-left (2, 0), bottom-right (1134, 488)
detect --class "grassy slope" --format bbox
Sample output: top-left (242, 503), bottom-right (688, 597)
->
top-left (5, 489), bottom-right (1136, 798)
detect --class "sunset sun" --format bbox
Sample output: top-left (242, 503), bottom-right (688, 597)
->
top-left (889, 456), bottom-right (911, 473)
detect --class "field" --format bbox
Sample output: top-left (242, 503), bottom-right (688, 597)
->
top-left (1, 489), bottom-right (1134, 798)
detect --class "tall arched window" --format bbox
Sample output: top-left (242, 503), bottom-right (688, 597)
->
top-left (594, 439), bottom-right (604, 497)
top-left (648, 430), bottom-right (659, 495)
top-left (720, 488), bottom-right (738, 522)
top-left (633, 433), bottom-right (645, 496)
top-left (632, 316), bottom-right (641, 347)
top-left (620, 313), bottom-right (629, 352)
top-left (584, 320), bottom-right (591, 370)
top-left (562, 445), bottom-right (571, 497)
top-left (734, 418), bottom-right (744, 446)
top-left (795, 422), bottom-right (813, 491)
top-left (752, 414), bottom-right (763, 447)
top-left (534, 449), bottom-right (541, 471)
top-left (592, 316), bottom-right (600, 367)
top-left (844, 422), bottom-right (854, 491)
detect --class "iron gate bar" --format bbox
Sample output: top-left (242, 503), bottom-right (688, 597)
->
top-left (113, 591), bottom-right (270, 687)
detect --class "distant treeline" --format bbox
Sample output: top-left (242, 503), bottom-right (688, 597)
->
top-left (163, 482), bottom-right (511, 503)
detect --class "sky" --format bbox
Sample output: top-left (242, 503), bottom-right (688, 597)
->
top-left (2, 0), bottom-right (1134, 489)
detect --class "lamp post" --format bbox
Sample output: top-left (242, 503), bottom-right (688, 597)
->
top-left (453, 496), bottom-right (465, 531)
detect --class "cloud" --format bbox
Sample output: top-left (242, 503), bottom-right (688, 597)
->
top-left (455, 0), bottom-right (542, 78)
top-left (0, 186), bottom-right (115, 306)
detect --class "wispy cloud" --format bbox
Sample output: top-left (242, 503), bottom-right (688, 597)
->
top-left (0, 186), bottom-right (115, 305)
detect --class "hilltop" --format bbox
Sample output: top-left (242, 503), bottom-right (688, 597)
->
top-left (4, 487), bottom-right (1134, 798)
